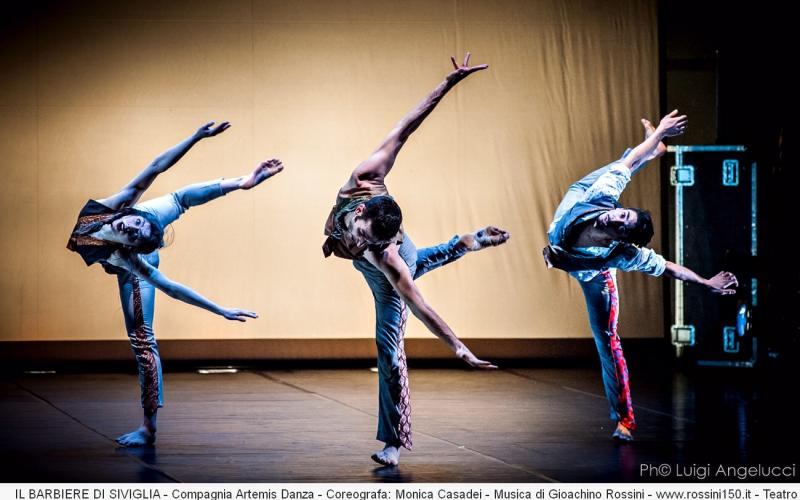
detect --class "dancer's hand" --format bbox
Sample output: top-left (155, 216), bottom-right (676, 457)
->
top-left (196, 121), bottom-right (231, 139)
top-left (656, 110), bottom-right (688, 138)
top-left (240, 159), bottom-right (284, 190)
top-left (447, 52), bottom-right (489, 82)
top-left (221, 308), bottom-right (258, 321)
top-left (456, 346), bottom-right (498, 370)
top-left (705, 271), bottom-right (738, 295)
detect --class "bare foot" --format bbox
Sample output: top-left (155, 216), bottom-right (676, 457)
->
top-left (116, 426), bottom-right (156, 447)
top-left (642, 118), bottom-right (667, 160)
top-left (371, 445), bottom-right (400, 466)
top-left (241, 159), bottom-right (284, 190)
top-left (459, 226), bottom-right (510, 252)
top-left (611, 422), bottom-right (633, 442)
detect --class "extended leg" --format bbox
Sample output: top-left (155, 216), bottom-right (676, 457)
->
top-left (413, 226), bottom-right (510, 280)
top-left (579, 270), bottom-right (635, 440)
top-left (136, 159), bottom-right (285, 228)
top-left (116, 272), bottom-right (162, 447)
top-left (174, 159), bottom-right (283, 208)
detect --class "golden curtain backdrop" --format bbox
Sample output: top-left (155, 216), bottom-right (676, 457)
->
top-left (0, 0), bottom-right (661, 342)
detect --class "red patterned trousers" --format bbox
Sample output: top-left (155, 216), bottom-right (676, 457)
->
top-left (578, 269), bottom-right (635, 430)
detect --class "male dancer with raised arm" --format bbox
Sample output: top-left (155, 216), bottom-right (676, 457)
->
top-left (544, 112), bottom-right (738, 441)
top-left (323, 54), bottom-right (510, 465)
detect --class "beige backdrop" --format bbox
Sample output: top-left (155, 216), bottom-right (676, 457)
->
top-left (0, 0), bottom-right (661, 343)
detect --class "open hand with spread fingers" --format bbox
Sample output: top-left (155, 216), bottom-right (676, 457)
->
top-left (657, 110), bottom-right (688, 138)
top-left (448, 52), bottom-right (489, 81)
top-left (706, 271), bottom-right (738, 295)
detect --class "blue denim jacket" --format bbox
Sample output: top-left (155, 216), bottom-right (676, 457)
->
top-left (547, 153), bottom-right (666, 282)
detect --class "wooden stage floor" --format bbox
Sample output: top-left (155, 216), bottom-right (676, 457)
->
top-left (1, 365), bottom-right (796, 483)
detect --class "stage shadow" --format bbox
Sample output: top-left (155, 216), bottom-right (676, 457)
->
top-left (371, 465), bottom-right (415, 482)
top-left (115, 446), bottom-right (168, 482)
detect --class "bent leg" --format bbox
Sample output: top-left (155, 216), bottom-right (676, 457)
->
top-left (579, 270), bottom-right (635, 431)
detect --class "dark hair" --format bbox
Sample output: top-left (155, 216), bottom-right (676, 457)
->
top-left (361, 196), bottom-right (402, 242)
top-left (75, 207), bottom-right (164, 254)
top-left (134, 210), bottom-right (165, 254)
top-left (626, 208), bottom-right (654, 247)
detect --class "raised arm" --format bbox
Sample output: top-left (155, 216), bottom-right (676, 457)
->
top-left (365, 247), bottom-right (496, 369)
top-left (620, 110), bottom-right (687, 175)
top-left (344, 53), bottom-right (488, 189)
top-left (664, 261), bottom-right (738, 295)
top-left (98, 121), bottom-right (231, 210)
top-left (125, 253), bottom-right (257, 321)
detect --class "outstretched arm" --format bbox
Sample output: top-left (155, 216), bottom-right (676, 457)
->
top-left (620, 110), bottom-right (687, 175)
top-left (664, 261), bottom-right (738, 295)
top-left (365, 247), bottom-right (497, 369)
top-left (344, 53), bottom-right (488, 189)
top-left (98, 121), bottom-right (231, 210)
top-left (125, 253), bottom-right (257, 321)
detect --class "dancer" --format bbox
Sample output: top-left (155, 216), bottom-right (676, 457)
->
top-left (67, 121), bottom-right (283, 446)
top-left (322, 53), bottom-right (510, 466)
top-left (543, 111), bottom-right (738, 441)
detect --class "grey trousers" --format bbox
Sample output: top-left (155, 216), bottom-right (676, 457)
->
top-left (352, 234), bottom-right (467, 449)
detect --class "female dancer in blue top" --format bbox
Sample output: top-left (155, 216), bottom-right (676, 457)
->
top-left (67, 121), bottom-right (283, 446)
